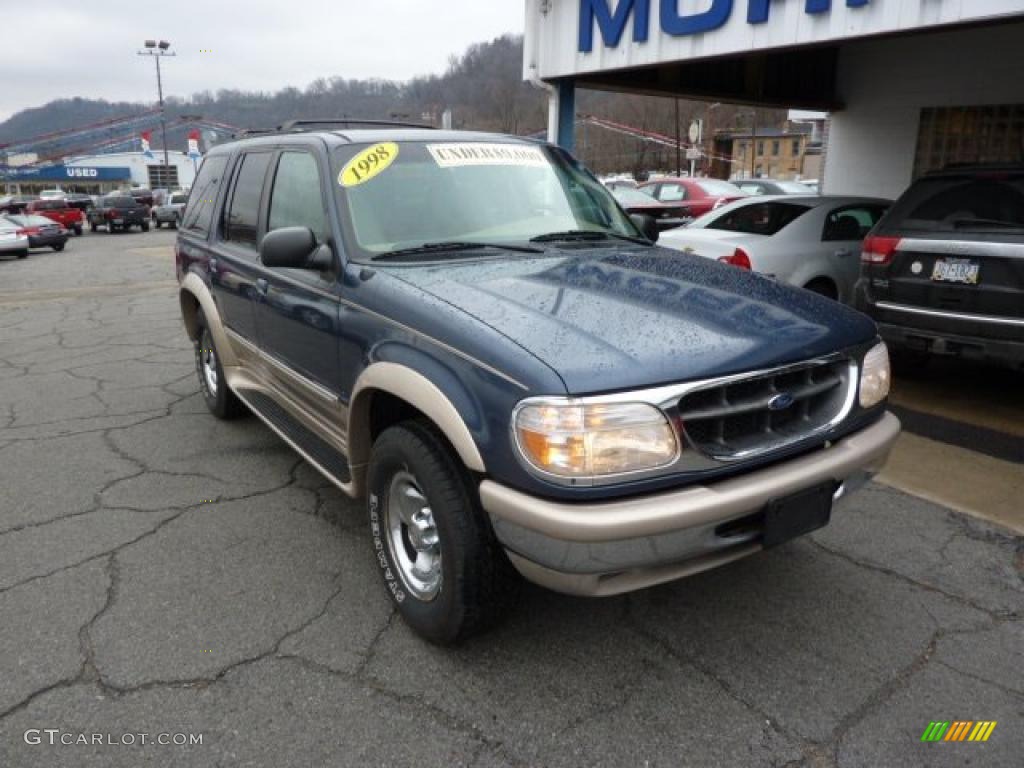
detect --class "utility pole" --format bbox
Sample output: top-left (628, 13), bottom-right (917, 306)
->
top-left (138, 40), bottom-right (175, 185)
top-left (750, 111), bottom-right (758, 180)
top-left (674, 98), bottom-right (681, 178)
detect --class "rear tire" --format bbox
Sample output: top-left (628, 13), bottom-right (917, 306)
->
top-left (73, 225), bottom-right (82, 236)
top-left (90, 222), bottom-right (98, 232)
top-left (154, 220), bottom-right (162, 229)
top-left (804, 278), bottom-right (838, 301)
top-left (141, 222), bottom-right (150, 232)
top-left (194, 310), bottom-right (246, 420)
top-left (52, 243), bottom-right (65, 252)
top-left (16, 250), bottom-right (28, 259)
top-left (108, 224), bottom-right (117, 233)
top-left (367, 421), bottom-right (520, 645)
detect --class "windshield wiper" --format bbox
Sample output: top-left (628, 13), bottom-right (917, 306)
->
top-left (951, 217), bottom-right (1024, 230)
top-left (529, 230), bottom-right (650, 245)
top-left (372, 241), bottom-right (543, 261)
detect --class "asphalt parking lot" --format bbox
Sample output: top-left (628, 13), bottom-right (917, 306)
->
top-left (1, 229), bottom-right (1022, 767)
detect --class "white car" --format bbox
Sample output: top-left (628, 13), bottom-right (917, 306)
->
top-left (39, 189), bottom-right (66, 200)
top-left (659, 195), bottom-right (891, 303)
top-left (0, 218), bottom-right (30, 259)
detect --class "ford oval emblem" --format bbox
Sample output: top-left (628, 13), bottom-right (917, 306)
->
top-left (768, 393), bottom-right (796, 411)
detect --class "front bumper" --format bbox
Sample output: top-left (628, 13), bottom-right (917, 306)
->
top-left (480, 412), bottom-right (900, 596)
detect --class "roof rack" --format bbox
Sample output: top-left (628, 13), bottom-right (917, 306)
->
top-left (278, 118), bottom-right (436, 132)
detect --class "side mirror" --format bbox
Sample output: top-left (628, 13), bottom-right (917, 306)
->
top-left (259, 226), bottom-right (331, 270)
top-left (631, 213), bottom-right (660, 243)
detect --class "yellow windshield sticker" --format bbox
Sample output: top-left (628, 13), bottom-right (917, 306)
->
top-left (427, 143), bottom-right (547, 168)
top-left (339, 142), bottom-right (399, 188)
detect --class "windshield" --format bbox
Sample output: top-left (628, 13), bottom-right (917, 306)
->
top-left (884, 173), bottom-right (1024, 233)
top-left (612, 187), bottom-right (661, 206)
top-left (332, 141), bottom-right (641, 259)
top-left (696, 179), bottom-right (746, 197)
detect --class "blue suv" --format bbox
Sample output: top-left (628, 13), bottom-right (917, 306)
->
top-left (175, 121), bottom-right (900, 643)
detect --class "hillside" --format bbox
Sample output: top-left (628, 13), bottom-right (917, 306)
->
top-left (0, 35), bottom-right (783, 176)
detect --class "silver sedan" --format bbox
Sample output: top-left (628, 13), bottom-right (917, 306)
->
top-left (0, 217), bottom-right (30, 259)
top-left (152, 191), bottom-right (190, 229)
top-left (658, 195), bottom-right (891, 304)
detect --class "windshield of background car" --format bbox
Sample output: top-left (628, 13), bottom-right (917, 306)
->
top-left (106, 197), bottom-right (136, 208)
top-left (776, 181), bottom-right (817, 194)
top-left (696, 179), bottom-right (746, 197)
top-left (702, 201), bottom-right (811, 236)
top-left (884, 173), bottom-right (1024, 233)
top-left (331, 141), bottom-right (641, 259)
top-left (171, 194), bottom-right (189, 204)
top-left (612, 187), bottom-right (662, 206)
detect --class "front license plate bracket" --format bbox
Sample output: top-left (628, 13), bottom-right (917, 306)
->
top-left (762, 481), bottom-right (836, 548)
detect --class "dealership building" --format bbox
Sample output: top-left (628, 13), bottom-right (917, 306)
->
top-left (524, 0), bottom-right (1024, 199)
top-left (2, 150), bottom-right (198, 195)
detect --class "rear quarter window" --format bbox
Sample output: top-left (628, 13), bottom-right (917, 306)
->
top-left (705, 202), bottom-right (811, 236)
top-left (181, 155), bottom-right (229, 236)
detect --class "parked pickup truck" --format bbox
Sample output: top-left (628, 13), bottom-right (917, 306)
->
top-left (88, 195), bottom-right (150, 233)
top-left (176, 125), bottom-right (900, 644)
top-left (25, 198), bottom-right (84, 236)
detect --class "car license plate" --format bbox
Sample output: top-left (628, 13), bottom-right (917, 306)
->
top-left (931, 258), bottom-right (980, 285)
top-left (113, 219), bottom-right (124, 225)
top-left (762, 482), bottom-right (834, 548)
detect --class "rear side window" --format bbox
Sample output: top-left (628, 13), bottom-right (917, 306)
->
top-left (181, 155), bottom-right (228, 236)
top-left (657, 183), bottom-right (686, 202)
top-left (885, 174), bottom-right (1024, 233)
top-left (268, 152), bottom-right (327, 242)
top-left (706, 202), bottom-right (811, 236)
top-left (823, 205), bottom-right (887, 241)
top-left (223, 152), bottom-right (272, 247)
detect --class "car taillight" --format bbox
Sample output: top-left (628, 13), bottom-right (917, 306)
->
top-left (718, 247), bottom-right (752, 270)
top-left (861, 236), bottom-right (901, 266)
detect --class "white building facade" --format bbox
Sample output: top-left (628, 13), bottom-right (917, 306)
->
top-left (524, 0), bottom-right (1024, 198)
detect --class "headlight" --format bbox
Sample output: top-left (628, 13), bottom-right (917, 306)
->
top-left (513, 400), bottom-right (678, 481)
top-left (859, 342), bottom-right (891, 408)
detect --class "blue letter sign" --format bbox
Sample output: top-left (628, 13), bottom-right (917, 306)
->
top-left (660, 0), bottom-right (733, 37)
top-left (579, 0), bottom-right (651, 53)
top-left (579, 0), bottom-right (870, 51)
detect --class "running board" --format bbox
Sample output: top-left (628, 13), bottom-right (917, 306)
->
top-left (236, 389), bottom-right (352, 485)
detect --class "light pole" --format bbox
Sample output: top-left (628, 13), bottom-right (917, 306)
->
top-left (137, 39), bottom-right (175, 184)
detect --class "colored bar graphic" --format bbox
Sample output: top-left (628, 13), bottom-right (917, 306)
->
top-left (921, 722), bottom-right (950, 741)
top-left (923, 720), bottom-right (997, 743)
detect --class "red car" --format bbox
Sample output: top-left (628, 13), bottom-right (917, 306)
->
top-left (638, 178), bottom-right (748, 219)
top-left (611, 187), bottom-right (693, 230)
top-left (24, 199), bottom-right (84, 236)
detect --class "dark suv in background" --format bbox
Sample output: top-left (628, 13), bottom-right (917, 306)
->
top-left (175, 121), bottom-right (899, 643)
top-left (857, 165), bottom-right (1024, 368)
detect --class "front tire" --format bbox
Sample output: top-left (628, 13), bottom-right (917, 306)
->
top-left (367, 421), bottom-right (519, 645)
top-left (52, 243), bottom-right (65, 252)
top-left (194, 311), bottom-right (245, 420)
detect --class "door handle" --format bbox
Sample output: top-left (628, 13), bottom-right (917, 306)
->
top-left (256, 278), bottom-right (269, 295)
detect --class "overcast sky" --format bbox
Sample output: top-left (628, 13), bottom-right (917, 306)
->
top-left (0, 1), bottom-right (526, 122)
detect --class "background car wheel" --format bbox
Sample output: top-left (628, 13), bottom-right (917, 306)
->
top-left (367, 421), bottom-right (519, 645)
top-left (108, 224), bottom-right (117, 233)
top-left (73, 225), bottom-right (82, 236)
top-left (194, 311), bottom-right (246, 420)
top-left (154, 220), bottom-right (162, 229)
top-left (90, 222), bottom-right (98, 232)
top-left (141, 222), bottom-right (150, 232)
top-left (803, 278), bottom-right (838, 300)
top-left (16, 250), bottom-right (28, 259)
top-left (171, 215), bottom-right (179, 229)
top-left (52, 243), bottom-right (65, 252)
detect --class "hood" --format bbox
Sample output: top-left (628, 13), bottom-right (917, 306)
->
top-left (387, 247), bottom-right (876, 394)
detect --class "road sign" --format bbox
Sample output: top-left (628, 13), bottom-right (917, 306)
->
top-left (688, 120), bottom-right (701, 143)
top-left (686, 147), bottom-right (702, 160)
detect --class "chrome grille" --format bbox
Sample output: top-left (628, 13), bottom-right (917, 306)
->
top-left (678, 358), bottom-right (855, 460)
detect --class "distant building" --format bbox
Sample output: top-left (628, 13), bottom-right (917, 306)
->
top-left (713, 120), bottom-right (824, 181)
top-left (2, 150), bottom-right (199, 195)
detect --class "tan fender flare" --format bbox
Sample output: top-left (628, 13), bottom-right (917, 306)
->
top-left (348, 362), bottom-right (486, 475)
top-left (178, 272), bottom-right (238, 367)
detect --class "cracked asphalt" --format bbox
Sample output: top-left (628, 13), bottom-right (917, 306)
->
top-left (1, 229), bottom-right (1022, 767)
